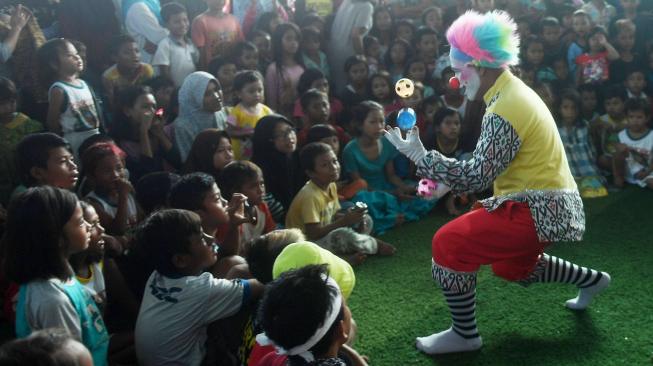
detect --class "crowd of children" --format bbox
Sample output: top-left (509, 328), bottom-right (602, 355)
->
top-left (0, 0), bottom-right (652, 365)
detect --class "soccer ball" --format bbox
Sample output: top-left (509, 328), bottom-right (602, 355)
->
top-left (417, 178), bottom-right (451, 200)
top-left (395, 78), bottom-right (415, 98)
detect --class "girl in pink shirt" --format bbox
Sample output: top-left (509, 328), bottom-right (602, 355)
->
top-left (265, 23), bottom-right (304, 117)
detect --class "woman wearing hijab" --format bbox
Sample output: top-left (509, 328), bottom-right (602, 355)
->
top-left (122, 0), bottom-right (169, 64)
top-left (173, 71), bottom-right (228, 162)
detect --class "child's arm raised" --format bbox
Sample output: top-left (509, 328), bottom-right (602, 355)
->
top-left (139, 115), bottom-right (155, 158)
top-left (150, 116), bottom-right (173, 151)
top-left (88, 181), bottom-right (132, 236)
top-left (600, 35), bottom-right (620, 61)
top-left (112, 180), bottom-right (136, 235)
top-left (1, 5), bottom-right (31, 60)
top-left (220, 193), bottom-right (249, 257)
top-left (46, 86), bottom-right (65, 135)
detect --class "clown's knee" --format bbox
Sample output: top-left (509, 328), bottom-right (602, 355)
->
top-left (432, 227), bottom-right (469, 269)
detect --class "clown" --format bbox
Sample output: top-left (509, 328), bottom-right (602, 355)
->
top-left (385, 11), bottom-right (611, 354)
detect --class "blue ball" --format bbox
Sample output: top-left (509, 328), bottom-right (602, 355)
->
top-left (397, 108), bottom-right (416, 130)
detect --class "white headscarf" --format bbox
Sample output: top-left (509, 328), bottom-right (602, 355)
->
top-left (177, 72), bottom-right (221, 127)
top-left (174, 72), bottom-right (226, 161)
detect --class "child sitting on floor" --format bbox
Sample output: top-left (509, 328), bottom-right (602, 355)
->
top-left (168, 172), bottom-right (249, 278)
top-left (14, 133), bottom-right (78, 195)
top-left (69, 201), bottom-right (138, 324)
top-left (245, 231), bottom-right (362, 364)
top-left (426, 108), bottom-right (476, 214)
top-left (82, 142), bottom-right (140, 236)
top-left (286, 142), bottom-right (395, 264)
top-left (3, 187), bottom-right (109, 366)
top-left (556, 90), bottom-right (607, 197)
top-left (296, 89), bottom-right (349, 149)
top-left (134, 209), bottom-right (263, 366)
top-left (342, 101), bottom-right (436, 234)
top-left (256, 264), bottom-right (367, 366)
top-left (306, 124), bottom-right (368, 201)
top-left (590, 85), bottom-right (628, 176)
top-left (219, 161), bottom-right (276, 249)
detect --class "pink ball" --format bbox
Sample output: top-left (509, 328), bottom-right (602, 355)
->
top-left (417, 178), bottom-right (438, 199)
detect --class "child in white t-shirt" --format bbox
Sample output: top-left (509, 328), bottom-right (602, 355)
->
top-left (152, 2), bottom-right (199, 87)
top-left (134, 209), bottom-right (263, 366)
top-left (614, 98), bottom-right (653, 189)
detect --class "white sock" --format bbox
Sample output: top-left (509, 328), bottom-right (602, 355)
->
top-left (566, 272), bottom-right (611, 310)
top-left (416, 327), bottom-right (482, 354)
top-left (534, 255), bottom-right (611, 310)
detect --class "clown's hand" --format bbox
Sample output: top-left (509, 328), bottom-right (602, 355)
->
top-left (384, 126), bottom-right (427, 163)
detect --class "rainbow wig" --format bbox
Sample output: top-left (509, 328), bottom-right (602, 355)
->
top-left (446, 10), bottom-right (520, 69)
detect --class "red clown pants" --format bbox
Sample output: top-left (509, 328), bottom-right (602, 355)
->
top-left (432, 201), bottom-right (548, 282)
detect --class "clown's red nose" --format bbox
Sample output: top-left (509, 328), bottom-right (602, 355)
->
top-left (448, 76), bottom-right (460, 89)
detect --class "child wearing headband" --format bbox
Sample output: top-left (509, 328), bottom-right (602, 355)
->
top-left (256, 264), bottom-right (367, 366)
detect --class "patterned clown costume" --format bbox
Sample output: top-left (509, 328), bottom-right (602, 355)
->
top-left (385, 11), bottom-right (611, 354)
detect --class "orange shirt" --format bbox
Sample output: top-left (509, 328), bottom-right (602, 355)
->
top-left (191, 13), bottom-right (244, 59)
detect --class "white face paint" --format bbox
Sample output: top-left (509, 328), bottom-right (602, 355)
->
top-left (450, 57), bottom-right (482, 101)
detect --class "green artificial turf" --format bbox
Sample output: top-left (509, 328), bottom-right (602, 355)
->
top-left (348, 186), bottom-right (653, 365)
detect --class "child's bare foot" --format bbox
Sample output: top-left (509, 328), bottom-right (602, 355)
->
top-left (345, 252), bottom-right (367, 266)
top-left (375, 239), bottom-right (396, 256)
